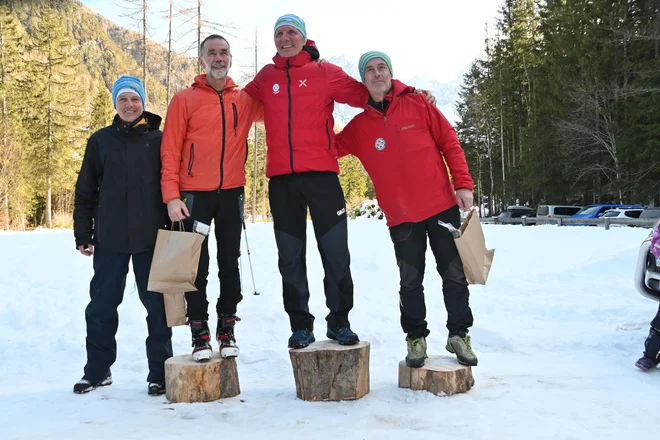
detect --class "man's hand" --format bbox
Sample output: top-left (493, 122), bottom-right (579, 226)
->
top-left (455, 188), bottom-right (474, 212)
top-left (78, 244), bottom-right (94, 256)
top-left (167, 199), bottom-right (190, 222)
top-left (415, 89), bottom-right (437, 105)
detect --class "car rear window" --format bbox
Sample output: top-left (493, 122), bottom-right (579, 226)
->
top-left (602, 211), bottom-right (619, 218)
top-left (555, 207), bottom-right (581, 216)
top-left (626, 210), bottom-right (642, 218)
top-left (537, 206), bottom-right (549, 216)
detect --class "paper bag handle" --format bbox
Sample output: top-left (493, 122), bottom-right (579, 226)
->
top-left (170, 221), bottom-right (185, 232)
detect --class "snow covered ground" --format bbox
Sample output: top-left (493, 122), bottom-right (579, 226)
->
top-left (0, 220), bottom-right (657, 439)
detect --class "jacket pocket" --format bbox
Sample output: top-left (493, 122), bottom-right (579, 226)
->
top-left (187, 143), bottom-right (195, 176)
top-left (325, 120), bottom-right (331, 151)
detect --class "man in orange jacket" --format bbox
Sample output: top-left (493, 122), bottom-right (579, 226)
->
top-left (161, 34), bottom-right (262, 362)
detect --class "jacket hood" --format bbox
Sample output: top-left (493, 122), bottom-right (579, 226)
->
top-left (273, 39), bottom-right (320, 68)
top-left (192, 74), bottom-right (238, 91)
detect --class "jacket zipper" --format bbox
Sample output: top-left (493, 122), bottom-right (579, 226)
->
top-left (187, 143), bottom-right (195, 176)
top-left (218, 92), bottom-right (227, 189)
top-left (325, 120), bottom-right (331, 151)
top-left (232, 103), bottom-right (238, 134)
top-left (285, 61), bottom-right (294, 173)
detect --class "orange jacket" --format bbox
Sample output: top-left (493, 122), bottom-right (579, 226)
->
top-left (160, 75), bottom-right (263, 203)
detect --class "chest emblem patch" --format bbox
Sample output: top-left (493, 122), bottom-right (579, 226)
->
top-left (375, 137), bottom-right (386, 151)
top-left (272, 83), bottom-right (280, 94)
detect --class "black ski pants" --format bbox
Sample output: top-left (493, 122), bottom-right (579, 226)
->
top-left (182, 187), bottom-right (244, 321)
top-left (269, 172), bottom-right (354, 332)
top-left (388, 205), bottom-right (473, 340)
top-left (84, 247), bottom-right (173, 383)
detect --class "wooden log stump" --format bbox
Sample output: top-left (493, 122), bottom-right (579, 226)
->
top-left (398, 355), bottom-right (474, 396)
top-left (289, 340), bottom-right (370, 401)
top-left (165, 353), bottom-right (240, 403)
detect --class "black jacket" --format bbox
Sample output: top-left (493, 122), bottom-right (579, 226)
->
top-left (73, 111), bottom-right (167, 254)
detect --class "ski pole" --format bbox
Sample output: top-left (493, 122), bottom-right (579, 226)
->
top-left (242, 220), bottom-right (259, 295)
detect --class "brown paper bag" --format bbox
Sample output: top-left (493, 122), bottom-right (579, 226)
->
top-left (148, 227), bottom-right (206, 326)
top-left (455, 209), bottom-right (495, 285)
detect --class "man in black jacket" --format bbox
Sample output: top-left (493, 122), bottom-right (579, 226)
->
top-left (72, 76), bottom-right (173, 395)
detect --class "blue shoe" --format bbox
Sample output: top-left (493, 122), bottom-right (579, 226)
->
top-left (327, 327), bottom-right (360, 345)
top-left (288, 330), bottom-right (315, 349)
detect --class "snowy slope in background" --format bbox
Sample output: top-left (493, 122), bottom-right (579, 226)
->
top-left (0, 222), bottom-right (656, 439)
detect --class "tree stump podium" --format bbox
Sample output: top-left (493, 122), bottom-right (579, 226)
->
top-left (164, 354), bottom-right (240, 403)
top-left (289, 340), bottom-right (370, 401)
top-left (398, 355), bottom-right (474, 396)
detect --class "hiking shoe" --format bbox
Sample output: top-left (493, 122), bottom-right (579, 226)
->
top-left (216, 314), bottom-right (241, 359)
top-left (635, 356), bottom-right (658, 372)
top-left (73, 371), bottom-right (112, 394)
top-left (327, 327), bottom-right (360, 345)
top-left (148, 379), bottom-right (166, 396)
top-left (189, 320), bottom-right (213, 362)
top-left (405, 337), bottom-right (428, 368)
top-left (446, 333), bottom-right (478, 366)
top-left (288, 329), bottom-right (315, 349)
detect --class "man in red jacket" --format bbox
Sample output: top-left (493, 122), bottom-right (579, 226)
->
top-left (242, 14), bottom-right (370, 349)
top-left (336, 51), bottom-right (478, 368)
top-left (161, 35), bottom-right (262, 362)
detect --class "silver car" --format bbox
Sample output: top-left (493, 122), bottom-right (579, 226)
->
top-left (635, 219), bottom-right (660, 302)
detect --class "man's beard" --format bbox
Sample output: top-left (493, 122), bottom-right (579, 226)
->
top-left (204, 60), bottom-right (229, 79)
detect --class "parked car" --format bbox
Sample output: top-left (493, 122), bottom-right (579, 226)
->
top-left (640, 207), bottom-right (660, 222)
top-left (497, 205), bottom-right (535, 219)
top-left (634, 219), bottom-right (660, 302)
top-left (536, 205), bottom-right (583, 218)
top-left (571, 204), bottom-right (645, 219)
top-left (601, 208), bottom-right (644, 219)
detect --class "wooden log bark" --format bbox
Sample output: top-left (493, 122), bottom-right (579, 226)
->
top-left (165, 354), bottom-right (240, 403)
top-left (289, 340), bottom-right (370, 401)
top-left (399, 355), bottom-right (474, 396)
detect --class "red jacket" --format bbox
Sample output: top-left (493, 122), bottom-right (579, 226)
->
top-left (336, 82), bottom-right (474, 227)
top-left (160, 75), bottom-right (263, 203)
top-left (243, 40), bottom-right (368, 177)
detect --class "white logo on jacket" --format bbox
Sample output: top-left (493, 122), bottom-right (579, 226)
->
top-left (337, 208), bottom-right (346, 216)
top-left (375, 138), bottom-right (386, 151)
top-left (299, 79), bottom-right (307, 87)
top-left (272, 84), bottom-right (280, 94)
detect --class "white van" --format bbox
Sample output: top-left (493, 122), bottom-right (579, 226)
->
top-left (536, 205), bottom-right (582, 218)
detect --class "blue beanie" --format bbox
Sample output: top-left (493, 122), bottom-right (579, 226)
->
top-left (111, 75), bottom-right (146, 109)
top-left (358, 51), bottom-right (393, 82)
top-left (274, 14), bottom-right (307, 39)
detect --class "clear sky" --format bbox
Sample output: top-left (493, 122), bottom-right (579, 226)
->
top-left (79, 0), bottom-right (502, 83)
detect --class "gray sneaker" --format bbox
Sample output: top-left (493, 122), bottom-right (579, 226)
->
top-left (446, 334), bottom-right (478, 366)
top-left (405, 337), bottom-right (428, 368)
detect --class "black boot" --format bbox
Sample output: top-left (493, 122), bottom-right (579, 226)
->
top-left (216, 314), bottom-right (241, 358)
top-left (189, 320), bottom-right (212, 362)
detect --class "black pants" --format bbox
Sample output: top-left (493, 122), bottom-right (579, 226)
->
top-left (269, 172), bottom-right (354, 332)
top-left (389, 205), bottom-right (473, 340)
top-left (84, 247), bottom-right (173, 383)
top-left (182, 187), bottom-right (244, 321)
top-left (645, 304), bottom-right (660, 360)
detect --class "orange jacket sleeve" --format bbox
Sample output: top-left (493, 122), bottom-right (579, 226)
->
top-left (160, 93), bottom-right (188, 203)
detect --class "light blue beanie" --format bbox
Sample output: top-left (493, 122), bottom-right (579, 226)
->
top-left (358, 51), bottom-right (393, 82)
top-left (274, 14), bottom-right (307, 39)
top-left (111, 75), bottom-right (146, 109)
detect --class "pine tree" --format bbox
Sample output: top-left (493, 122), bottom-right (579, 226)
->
top-left (89, 85), bottom-right (114, 134)
top-left (22, 2), bottom-right (86, 228)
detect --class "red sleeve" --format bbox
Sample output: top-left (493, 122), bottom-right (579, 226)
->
top-left (243, 67), bottom-right (264, 101)
top-left (324, 63), bottom-right (369, 108)
top-left (425, 100), bottom-right (474, 191)
top-left (160, 93), bottom-right (187, 203)
top-left (335, 123), bottom-right (355, 159)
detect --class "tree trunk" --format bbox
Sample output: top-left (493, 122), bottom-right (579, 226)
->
top-left (166, 0), bottom-right (172, 103)
top-left (197, 0), bottom-right (201, 75)
top-left (289, 340), bottom-right (370, 401)
top-left (142, 0), bottom-right (147, 98)
top-left (165, 354), bottom-right (240, 402)
top-left (252, 28), bottom-right (258, 223)
top-left (398, 355), bottom-right (475, 396)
